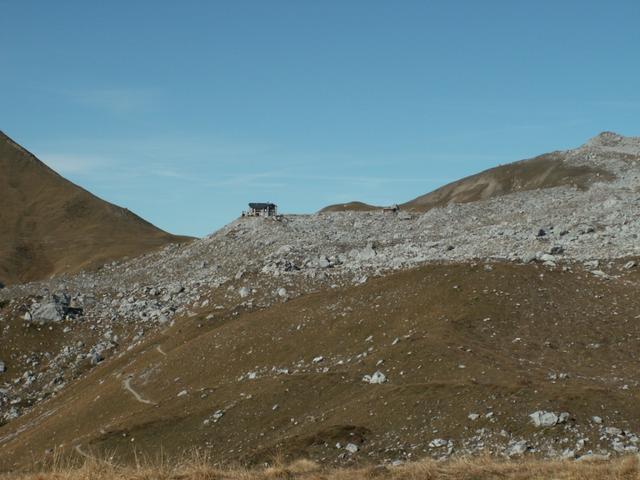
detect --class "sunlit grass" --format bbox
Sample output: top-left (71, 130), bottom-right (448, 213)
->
top-left (2, 452), bottom-right (640, 480)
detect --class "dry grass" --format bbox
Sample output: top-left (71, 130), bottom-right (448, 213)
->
top-left (2, 454), bottom-right (640, 480)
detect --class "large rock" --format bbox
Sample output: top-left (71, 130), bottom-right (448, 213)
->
top-left (530, 411), bottom-right (558, 427)
top-left (529, 410), bottom-right (569, 427)
top-left (345, 442), bottom-right (359, 453)
top-left (363, 371), bottom-right (387, 384)
top-left (506, 440), bottom-right (528, 457)
top-left (30, 294), bottom-right (71, 324)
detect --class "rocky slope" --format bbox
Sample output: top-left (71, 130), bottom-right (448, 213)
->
top-left (0, 131), bottom-right (639, 470)
top-left (322, 131), bottom-right (625, 212)
top-left (0, 131), bottom-right (191, 285)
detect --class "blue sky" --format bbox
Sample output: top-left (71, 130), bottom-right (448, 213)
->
top-left (1, 1), bottom-right (639, 237)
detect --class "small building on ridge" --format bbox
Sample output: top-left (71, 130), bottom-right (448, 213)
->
top-left (243, 203), bottom-right (278, 217)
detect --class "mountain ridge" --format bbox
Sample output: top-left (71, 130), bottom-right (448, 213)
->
top-left (1, 131), bottom-right (640, 469)
top-left (0, 131), bottom-right (192, 285)
top-left (321, 131), bottom-right (625, 213)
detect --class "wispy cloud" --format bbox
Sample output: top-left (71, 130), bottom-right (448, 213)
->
top-left (204, 171), bottom-right (450, 189)
top-left (39, 153), bottom-right (111, 174)
top-left (38, 134), bottom-right (276, 165)
top-left (32, 134), bottom-right (460, 201)
top-left (63, 87), bottom-right (161, 114)
top-left (149, 168), bottom-right (199, 181)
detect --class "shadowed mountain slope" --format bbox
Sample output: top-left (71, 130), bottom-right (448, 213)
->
top-left (0, 131), bottom-right (191, 285)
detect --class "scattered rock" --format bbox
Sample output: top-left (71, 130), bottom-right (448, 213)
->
top-left (549, 246), bottom-right (564, 255)
top-left (506, 440), bottom-right (528, 457)
top-left (345, 443), bottom-right (359, 453)
top-left (30, 294), bottom-right (71, 324)
top-left (429, 438), bottom-right (448, 448)
top-left (362, 371), bottom-right (387, 384)
top-left (584, 260), bottom-right (599, 269)
top-left (88, 351), bottom-right (104, 365)
top-left (529, 411), bottom-right (569, 427)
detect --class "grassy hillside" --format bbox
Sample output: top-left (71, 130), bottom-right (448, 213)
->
top-left (1, 455), bottom-right (639, 480)
top-left (320, 152), bottom-right (613, 213)
top-left (319, 201), bottom-right (379, 213)
top-left (0, 131), bottom-right (191, 284)
top-left (2, 262), bottom-right (639, 470)
top-left (400, 152), bottom-right (614, 211)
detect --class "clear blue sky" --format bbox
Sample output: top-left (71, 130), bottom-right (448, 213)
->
top-left (1, 1), bottom-right (638, 237)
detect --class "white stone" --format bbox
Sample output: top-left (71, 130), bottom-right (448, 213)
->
top-left (506, 440), bottom-right (528, 457)
top-left (362, 371), bottom-right (387, 384)
top-left (429, 438), bottom-right (448, 448)
top-left (529, 410), bottom-right (559, 427)
top-left (345, 443), bottom-right (359, 453)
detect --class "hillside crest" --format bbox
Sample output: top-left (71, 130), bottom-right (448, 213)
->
top-left (0, 131), bottom-right (190, 285)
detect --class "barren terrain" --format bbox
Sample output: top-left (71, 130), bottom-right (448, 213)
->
top-left (1, 132), bottom-right (640, 476)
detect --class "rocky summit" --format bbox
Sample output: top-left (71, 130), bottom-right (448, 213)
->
top-left (1, 132), bottom-right (640, 469)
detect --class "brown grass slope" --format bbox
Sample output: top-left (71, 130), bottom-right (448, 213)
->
top-left (400, 152), bottom-right (613, 211)
top-left (320, 201), bottom-right (379, 213)
top-left (321, 151), bottom-right (613, 212)
top-left (0, 131), bottom-right (191, 285)
top-left (1, 262), bottom-right (639, 470)
top-left (3, 455), bottom-right (640, 480)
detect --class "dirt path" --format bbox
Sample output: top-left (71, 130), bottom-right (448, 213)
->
top-left (156, 345), bottom-right (167, 356)
top-left (123, 377), bottom-right (156, 406)
top-left (74, 444), bottom-right (92, 459)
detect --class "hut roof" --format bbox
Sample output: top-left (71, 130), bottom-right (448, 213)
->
top-left (249, 203), bottom-right (276, 210)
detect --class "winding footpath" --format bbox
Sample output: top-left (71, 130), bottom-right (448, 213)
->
top-left (123, 377), bottom-right (157, 406)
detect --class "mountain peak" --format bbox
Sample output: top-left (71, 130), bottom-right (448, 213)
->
top-left (582, 131), bottom-right (640, 155)
top-left (0, 130), bottom-right (18, 143)
top-left (0, 133), bottom-right (190, 284)
top-left (586, 131), bottom-right (626, 147)
top-left (0, 130), bottom-right (14, 145)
